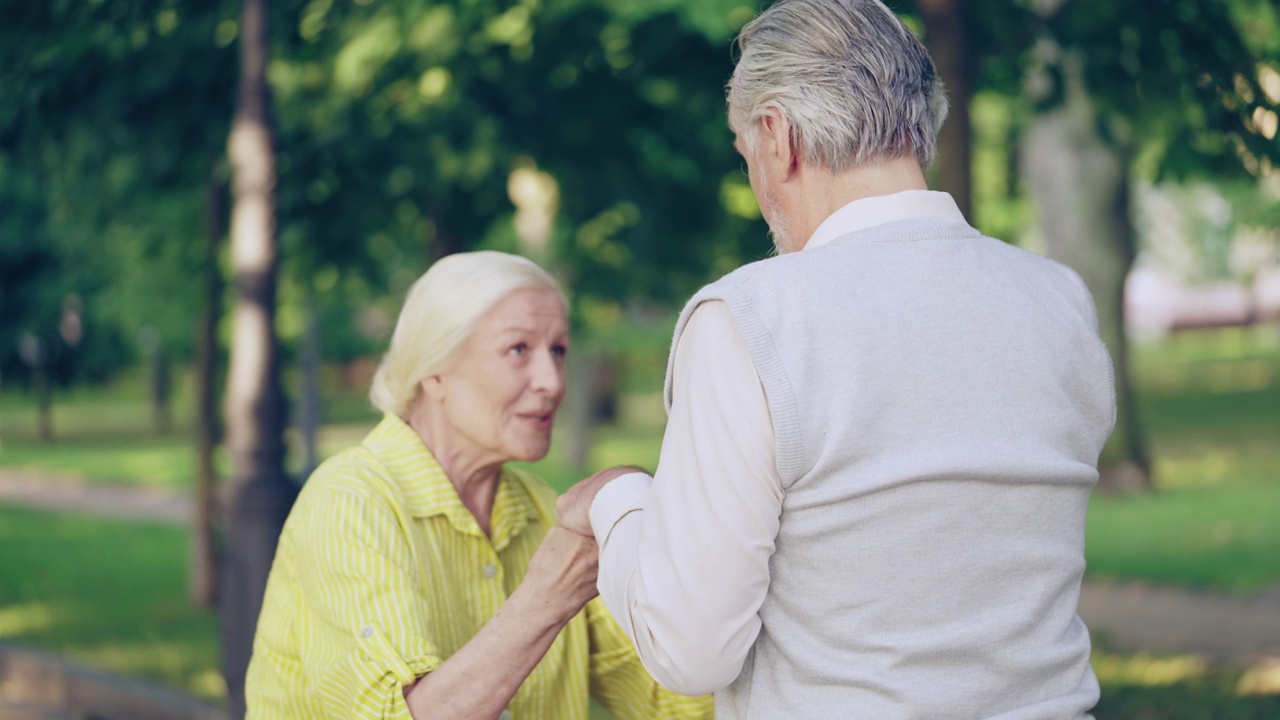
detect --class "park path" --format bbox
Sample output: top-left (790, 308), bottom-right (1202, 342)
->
top-left (2, 470), bottom-right (1279, 670)
top-left (0, 471), bottom-right (190, 524)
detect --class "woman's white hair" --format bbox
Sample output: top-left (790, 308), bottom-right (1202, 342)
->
top-left (369, 251), bottom-right (566, 418)
top-left (728, 0), bottom-right (948, 170)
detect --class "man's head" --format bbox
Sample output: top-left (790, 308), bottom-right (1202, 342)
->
top-left (729, 0), bottom-right (947, 170)
top-left (728, 0), bottom-right (948, 251)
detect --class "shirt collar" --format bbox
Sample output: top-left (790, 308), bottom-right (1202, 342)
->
top-left (362, 414), bottom-right (538, 549)
top-left (804, 190), bottom-right (967, 251)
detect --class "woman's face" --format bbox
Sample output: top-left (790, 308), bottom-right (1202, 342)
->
top-left (430, 287), bottom-right (569, 466)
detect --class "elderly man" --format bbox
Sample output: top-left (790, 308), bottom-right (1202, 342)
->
top-left (558, 0), bottom-right (1115, 717)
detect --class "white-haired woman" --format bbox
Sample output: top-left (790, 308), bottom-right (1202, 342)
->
top-left (245, 251), bottom-right (711, 719)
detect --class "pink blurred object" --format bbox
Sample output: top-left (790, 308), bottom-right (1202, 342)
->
top-left (1125, 266), bottom-right (1280, 336)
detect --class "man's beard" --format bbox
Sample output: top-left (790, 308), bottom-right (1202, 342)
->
top-left (758, 175), bottom-right (795, 255)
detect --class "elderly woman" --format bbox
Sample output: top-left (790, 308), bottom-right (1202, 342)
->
top-left (245, 251), bottom-right (711, 719)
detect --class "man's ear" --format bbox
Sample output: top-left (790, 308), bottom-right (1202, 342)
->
top-left (759, 106), bottom-right (797, 181)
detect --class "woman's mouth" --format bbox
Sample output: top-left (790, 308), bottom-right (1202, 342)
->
top-left (518, 412), bottom-right (554, 429)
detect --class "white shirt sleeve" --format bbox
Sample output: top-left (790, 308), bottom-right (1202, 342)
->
top-left (588, 299), bottom-right (783, 696)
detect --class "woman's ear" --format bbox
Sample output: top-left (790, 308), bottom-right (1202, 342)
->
top-left (419, 375), bottom-right (445, 402)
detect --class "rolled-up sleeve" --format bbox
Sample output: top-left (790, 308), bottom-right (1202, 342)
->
top-left (292, 481), bottom-right (443, 719)
top-left (585, 598), bottom-right (714, 720)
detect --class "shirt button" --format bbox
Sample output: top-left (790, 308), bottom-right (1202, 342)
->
top-left (482, 563), bottom-right (497, 579)
top-left (360, 625), bottom-right (373, 638)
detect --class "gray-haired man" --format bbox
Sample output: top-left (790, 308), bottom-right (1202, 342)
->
top-left (559, 1), bottom-right (1114, 717)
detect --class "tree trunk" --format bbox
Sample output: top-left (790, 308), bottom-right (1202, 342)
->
top-left (918, 0), bottom-right (973, 222)
top-left (35, 365), bottom-right (52, 442)
top-left (298, 295), bottom-right (322, 477)
top-left (220, 0), bottom-right (298, 716)
top-left (562, 350), bottom-right (598, 472)
top-left (151, 347), bottom-right (171, 435)
top-left (1020, 66), bottom-right (1151, 493)
top-left (191, 166), bottom-right (225, 609)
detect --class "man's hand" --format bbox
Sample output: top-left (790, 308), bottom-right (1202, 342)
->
top-left (557, 465), bottom-right (648, 537)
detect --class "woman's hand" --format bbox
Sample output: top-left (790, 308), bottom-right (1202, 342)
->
top-left (556, 465), bottom-right (649, 536)
top-left (404, 528), bottom-right (600, 719)
top-left (521, 526), bottom-right (600, 625)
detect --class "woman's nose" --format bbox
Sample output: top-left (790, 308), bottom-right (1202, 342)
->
top-left (530, 349), bottom-right (565, 396)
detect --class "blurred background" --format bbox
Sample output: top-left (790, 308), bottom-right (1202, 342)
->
top-left (1, 0), bottom-right (1278, 718)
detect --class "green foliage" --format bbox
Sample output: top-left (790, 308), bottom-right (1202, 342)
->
top-left (0, 0), bottom-right (238, 385)
top-left (1009, 0), bottom-right (1276, 181)
top-left (268, 0), bottom-right (769, 325)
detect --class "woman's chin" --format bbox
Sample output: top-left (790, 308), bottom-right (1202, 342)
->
top-left (507, 438), bottom-right (553, 464)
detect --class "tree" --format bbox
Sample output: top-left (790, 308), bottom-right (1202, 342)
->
top-left (192, 166), bottom-right (228, 608)
top-left (1012, 0), bottom-right (1278, 491)
top-left (906, 0), bottom-right (1279, 491)
top-left (219, 0), bottom-right (298, 715)
top-left (259, 0), bottom-right (766, 468)
top-left (918, 0), bottom-right (975, 222)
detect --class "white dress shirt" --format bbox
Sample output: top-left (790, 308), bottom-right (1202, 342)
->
top-left (588, 190), bottom-right (969, 694)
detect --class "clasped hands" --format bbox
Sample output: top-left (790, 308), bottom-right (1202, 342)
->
top-left (556, 465), bottom-right (647, 538)
top-left (524, 465), bottom-right (645, 616)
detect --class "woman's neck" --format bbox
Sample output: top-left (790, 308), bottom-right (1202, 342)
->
top-left (407, 404), bottom-right (501, 536)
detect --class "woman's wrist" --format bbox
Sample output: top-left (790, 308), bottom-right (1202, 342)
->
top-left (506, 577), bottom-right (583, 629)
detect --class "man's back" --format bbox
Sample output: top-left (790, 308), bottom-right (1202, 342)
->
top-left (683, 217), bottom-right (1114, 719)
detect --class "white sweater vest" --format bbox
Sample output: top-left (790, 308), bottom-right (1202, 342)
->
top-left (665, 218), bottom-right (1114, 719)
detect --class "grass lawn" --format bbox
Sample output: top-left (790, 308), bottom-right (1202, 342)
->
top-left (1085, 325), bottom-right (1280, 593)
top-left (0, 505), bottom-right (223, 701)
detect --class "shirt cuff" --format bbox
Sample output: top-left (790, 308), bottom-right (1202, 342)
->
top-left (589, 471), bottom-right (652, 545)
top-left (317, 624), bottom-right (440, 718)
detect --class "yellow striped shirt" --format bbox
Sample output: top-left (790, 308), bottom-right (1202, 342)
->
top-left (245, 414), bottom-right (713, 719)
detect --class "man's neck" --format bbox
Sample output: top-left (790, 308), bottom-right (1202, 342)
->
top-left (792, 157), bottom-right (929, 250)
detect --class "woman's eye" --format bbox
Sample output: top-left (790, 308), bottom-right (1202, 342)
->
top-left (508, 343), bottom-right (528, 356)
top-left (551, 344), bottom-right (567, 359)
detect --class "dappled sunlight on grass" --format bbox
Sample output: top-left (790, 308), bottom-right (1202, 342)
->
top-left (0, 440), bottom-right (202, 488)
top-left (0, 602), bottom-right (54, 636)
top-left (1094, 651), bottom-right (1210, 688)
top-left (1237, 658), bottom-right (1280, 697)
top-left (188, 668), bottom-right (230, 702)
top-left (75, 639), bottom-right (225, 703)
top-left (1148, 431), bottom-right (1280, 492)
top-left (1093, 651), bottom-right (1280, 716)
top-left (1141, 359), bottom-right (1274, 395)
top-left (1155, 449), bottom-right (1237, 488)
top-left (1134, 325), bottom-right (1280, 398)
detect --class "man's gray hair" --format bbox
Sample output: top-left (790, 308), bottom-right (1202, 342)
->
top-left (729, 0), bottom-right (948, 170)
